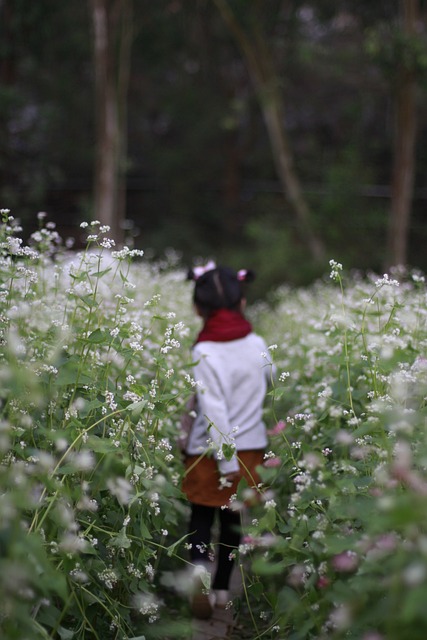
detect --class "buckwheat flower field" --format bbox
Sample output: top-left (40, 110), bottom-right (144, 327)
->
top-left (1, 212), bottom-right (427, 640)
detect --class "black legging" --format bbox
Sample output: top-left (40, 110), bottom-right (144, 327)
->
top-left (189, 503), bottom-right (241, 590)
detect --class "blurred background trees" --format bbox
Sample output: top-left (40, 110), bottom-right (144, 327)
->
top-left (90, 0), bottom-right (134, 246)
top-left (1, 0), bottom-right (427, 294)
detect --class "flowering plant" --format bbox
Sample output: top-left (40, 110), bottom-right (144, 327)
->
top-left (242, 262), bottom-right (427, 639)
top-left (2, 209), bottom-right (427, 640)
top-left (0, 211), bottom-right (197, 639)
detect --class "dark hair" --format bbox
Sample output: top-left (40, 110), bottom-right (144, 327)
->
top-left (187, 265), bottom-right (255, 316)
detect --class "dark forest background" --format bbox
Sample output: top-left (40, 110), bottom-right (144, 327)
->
top-left (1, 0), bottom-right (427, 296)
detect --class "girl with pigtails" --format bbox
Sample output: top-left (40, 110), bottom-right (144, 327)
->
top-left (182, 262), bottom-right (271, 619)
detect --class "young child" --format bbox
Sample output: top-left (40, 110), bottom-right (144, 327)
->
top-left (182, 262), bottom-right (271, 618)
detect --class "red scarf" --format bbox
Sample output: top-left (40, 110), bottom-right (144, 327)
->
top-left (196, 308), bottom-right (252, 343)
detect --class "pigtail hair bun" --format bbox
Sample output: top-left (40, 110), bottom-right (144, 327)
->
top-left (187, 260), bottom-right (217, 281)
top-left (186, 268), bottom-right (196, 281)
top-left (237, 269), bottom-right (256, 283)
top-left (189, 262), bottom-right (255, 313)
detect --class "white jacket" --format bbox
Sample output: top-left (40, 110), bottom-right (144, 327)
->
top-left (185, 333), bottom-right (271, 475)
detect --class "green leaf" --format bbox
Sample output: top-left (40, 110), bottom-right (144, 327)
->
top-left (36, 604), bottom-right (64, 629)
top-left (78, 398), bottom-right (104, 417)
top-left (276, 585), bottom-right (301, 611)
top-left (57, 357), bottom-right (92, 386)
top-left (107, 527), bottom-right (131, 549)
top-left (126, 399), bottom-right (147, 416)
top-left (221, 443), bottom-right (236, 461)
top-left (247, 581), bottom-right (265, 600)
top-left (58, 627), bottom-right (75, 640)
top-left (139, 520), bottom-right (152, 540)
top-left (89, 435), bottom-right (119, 454)
top-left (252, 556), bottom-right (286, 575)
top-left (86, 328), bottom-right (105, 344)
top-left (258, 508), bottom-right (277, 530)
top-left (90, 267), bottom-right (112, 278)
top-left (199, 569), bottom-right (211, 590)
top-left (268, 385), bottom-right (287, 399)
top-left (166, 532), bottom-right (191, 557)
top-left (156, 392), bottom-right (178, 402)
top-left (69, 271), bottom-right (88, 283)
top-left (77, 294), bottom-right (99, 308)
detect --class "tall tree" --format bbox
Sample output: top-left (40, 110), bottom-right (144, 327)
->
top-left (213, 0), bottom-right (325, 263)
top-left (386, 0), bottom-right (421, 268)
top-left (90, 0), bottom-right (133, 244)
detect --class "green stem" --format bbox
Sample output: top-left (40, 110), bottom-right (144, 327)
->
top-left (338, 273), bottom-right (355, 417)
top-left (240, 562), bottom-right (260, 636)
top-left (48, 587), bottom-right (75, 638)
top-left (28, 407), bottom-right (124, 533)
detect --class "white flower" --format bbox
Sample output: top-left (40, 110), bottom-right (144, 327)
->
top-left (329, 259), bottom-right (343, 280)
top-left (264, 499), bottom-right (277, 510)
top-left (375, 274), bottom-right (399, 288)
top-left (100, 238), bottom-right (115, 249)
top-left (107, 477), bottom-right (133, 505)
top-left (403, 562), bottom-right (426, 586)
top-left (98, 567), bottom-right (118, 589)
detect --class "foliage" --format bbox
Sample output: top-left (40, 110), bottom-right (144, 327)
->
top-left (2, 212), bottom-right (427, 639)
top-left (244, 259), bottom-right (427, 638)
top-left (0, 1), bottom-right (92, 217)
top-left (0, 210), bottom-right (197, 639)
top-left (2, 2), bottom-right (427, 285)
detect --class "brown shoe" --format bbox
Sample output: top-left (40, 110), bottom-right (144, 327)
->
top-left (190, 590), bottom-right (215, 619)
top-left (190, 564), bottom-right (214, 619)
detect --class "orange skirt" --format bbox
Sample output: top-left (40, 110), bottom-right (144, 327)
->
top-left (182, 450), bottom-right (264, 507)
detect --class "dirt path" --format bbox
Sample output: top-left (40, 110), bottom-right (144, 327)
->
top-left (190, 563), bottom-right (246, 640)
top-left (191, 606), bottom-right (235, 640)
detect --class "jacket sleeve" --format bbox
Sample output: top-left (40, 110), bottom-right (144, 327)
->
top-left (193, 353), bottom-right (240, 475)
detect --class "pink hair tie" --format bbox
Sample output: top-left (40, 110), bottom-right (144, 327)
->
top-left (237, 269), bottom-right (247, 281)
top-left (192, 260), bottom-right (217, 280)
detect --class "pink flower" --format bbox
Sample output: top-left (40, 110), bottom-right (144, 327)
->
top-left (331, 551), bottom-right (359, 573)
top-left (375, 533), bottom-right (398, 552)
top-left (287, 564), bottom-right (307, 587)
top-left (264, 457), bottom-right (281, 468)
top-left (316, 576), bottom-right (330, 589)
top-left (267, 420), bottom-right (287, 436)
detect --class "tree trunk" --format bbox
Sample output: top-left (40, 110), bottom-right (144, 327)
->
top-left (386, 0), bottom-right (419, 268)
top-left (0, 0), bottom-right (16, 86)
top-left (116, 0), bottom-right (133, 244)
top-left (90, 0), bottom-right (132, 245)
top-left (213, 0), bottom-right (325, 263)
top-left (261, 88), bottom-right (325, 262)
